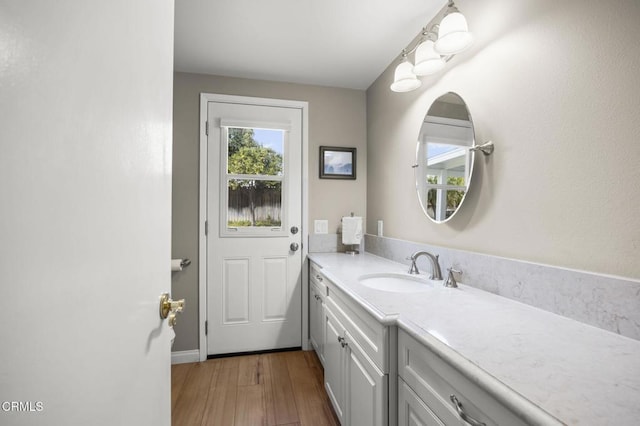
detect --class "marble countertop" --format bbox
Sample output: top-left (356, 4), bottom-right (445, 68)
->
top-left (308, 252), bottom-right (640, 425)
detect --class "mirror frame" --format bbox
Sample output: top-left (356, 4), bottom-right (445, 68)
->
top-left (415, 92), bottom-right (476, 223)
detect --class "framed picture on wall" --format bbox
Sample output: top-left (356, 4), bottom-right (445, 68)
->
top-left (319, 146), bottom-right (356, 179)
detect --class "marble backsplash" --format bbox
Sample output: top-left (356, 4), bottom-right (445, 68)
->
top-left (362, 234), bottom-right (640, 341)
top-left (308, 233), bottom-right (363, 254)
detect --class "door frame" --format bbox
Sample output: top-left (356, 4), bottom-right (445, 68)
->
top-left (198, 93), bottom-right (309, 361)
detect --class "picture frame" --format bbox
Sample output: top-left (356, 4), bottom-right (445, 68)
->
top-left (319, 146), bottom-right (356, 179)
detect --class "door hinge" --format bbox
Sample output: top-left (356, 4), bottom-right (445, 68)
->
top-left (205, 121), bottom-right (209, 136)
top-left (205, 320), bottom-right (208, 335)
top-left (204, 220), bottom-right (208, 236)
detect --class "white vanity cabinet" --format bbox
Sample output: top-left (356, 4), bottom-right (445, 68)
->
top-left (307, 254), bottom-right (637, 425)
top-left (398, 329), bottom-right (528, 426)
top-left (324, 298), bottom-right (387, 426)
top-left (311, 262), bottom-right (391, 426)
top-left (309, 262), bottom-right (327, 365)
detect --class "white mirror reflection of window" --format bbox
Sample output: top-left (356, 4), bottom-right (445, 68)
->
top-left (415, 92), bottom-right (475, 223)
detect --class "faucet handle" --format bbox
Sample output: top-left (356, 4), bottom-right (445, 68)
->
top-left (407, 256), bottom-right (419, 274)
top-left (444, 268), bottom-right (462, 288)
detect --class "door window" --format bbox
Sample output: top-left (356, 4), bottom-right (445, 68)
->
top-left (221, 126), bottom-right (288, 236)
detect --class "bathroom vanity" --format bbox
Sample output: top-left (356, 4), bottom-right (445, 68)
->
top-left (310, 261), bottom-right (392, 425)
top-left (308, 252), bottom-right (640, 425)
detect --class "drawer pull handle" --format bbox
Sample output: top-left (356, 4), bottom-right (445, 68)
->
top-left (316, 274), bottom-right (323, 281)
top-left (450, 395), bottom-right (486, 426)
top-left (314, 294), bottom-right (321, 301)
top-left (337, 336), bottom-right (345, 343)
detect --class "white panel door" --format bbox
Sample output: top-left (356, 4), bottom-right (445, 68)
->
top-left (0, 1), bottom-right (174, 425)
top-left (207, 98), bottom-right (303, 355)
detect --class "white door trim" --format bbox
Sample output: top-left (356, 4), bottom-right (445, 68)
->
top-left (198, 93), bottom-right (309, 361)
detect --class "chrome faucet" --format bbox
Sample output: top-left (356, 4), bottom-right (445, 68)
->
top-left (407, 251), bottom-right (443, 280)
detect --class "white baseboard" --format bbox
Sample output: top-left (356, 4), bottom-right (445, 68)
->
top-left (171, 349), bottom-right (200, 365)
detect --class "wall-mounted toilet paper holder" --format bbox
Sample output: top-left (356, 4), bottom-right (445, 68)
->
top-left (171, 258), bottom-right (191, 272)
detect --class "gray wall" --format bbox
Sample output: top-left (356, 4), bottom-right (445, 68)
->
top-left (366, 0), bottom-right (640, 280)
top-left (172, 72), bottom-right (367, 351)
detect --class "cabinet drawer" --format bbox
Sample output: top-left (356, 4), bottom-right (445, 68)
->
top-left (327, 284), bottom-right (389, 373)
top-left (398, 377), bottom-right (444, 426)
top-left (310, 279), bottom-right (326, 303)
top-left (398, 329), bottom-right (528, 426)
top-left (310, 262), bottom-right (327, 295)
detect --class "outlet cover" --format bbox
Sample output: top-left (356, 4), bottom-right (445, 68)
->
top-left (314, 220), bottom-right (328, 234)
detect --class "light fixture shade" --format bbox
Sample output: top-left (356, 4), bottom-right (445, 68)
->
top-left (413, 40), bottom-right (445, 76)
top-left (434, 11), bottom-right (473, 55)
top-left (390, 60), bottom-right (422, 92)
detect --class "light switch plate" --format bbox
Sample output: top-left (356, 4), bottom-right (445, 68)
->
top-left (314, 219), bottom-right (328, 234)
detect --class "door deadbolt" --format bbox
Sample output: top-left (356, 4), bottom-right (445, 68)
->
top-left (290, 242), bottom-right (299, 252)
top-left (290, 226), bottom-right (299, 234)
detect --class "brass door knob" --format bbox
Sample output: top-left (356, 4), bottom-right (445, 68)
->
top-left (159, 293), bottom-right (185, 320)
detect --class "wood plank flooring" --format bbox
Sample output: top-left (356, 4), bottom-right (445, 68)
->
top-left (172, 350), bottom-right (339, 426)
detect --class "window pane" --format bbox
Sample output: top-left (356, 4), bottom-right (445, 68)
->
top-left (227, 128), bottom-right (284, 176)
top-left (445, 189), bottom-right (465, 216)
top-left (227, 179), bottom-right (282, 227)
top-left (426, 188), bottom-right (466, 220)
top-left (425, 142), bottom-right (466, 183)
top-left (427, 142), bottom-right (460, 159)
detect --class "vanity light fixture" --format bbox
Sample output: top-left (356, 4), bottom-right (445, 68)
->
top-left (434, 1), bottom-right (474, 55)
top-left (389, 50), bottom-right (423, 93)
top-left (390, 0), bottom-right (473, 93)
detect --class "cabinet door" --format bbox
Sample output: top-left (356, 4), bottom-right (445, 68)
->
top-left (398, 378), bottom-right (445, 426)
top-left (309, 283), bottom-right (325, 364)
top-left (346, 331), bottom-right (387, 426)
top-left (324, 307), bottom-right (346, 424)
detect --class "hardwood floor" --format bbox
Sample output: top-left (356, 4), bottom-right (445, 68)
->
top-left (172, 350), bottom-right (340, 426)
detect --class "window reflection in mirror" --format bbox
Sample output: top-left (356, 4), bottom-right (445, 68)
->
top-left (416, 92), bottom-right (475, 223)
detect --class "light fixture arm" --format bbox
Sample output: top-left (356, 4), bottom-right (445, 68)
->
top-left (444, 0), bottom-right (460, 16)
top-left (394, 25), bottom-right (454, 65)
top-left (401, 27), bottom-right (437, 57)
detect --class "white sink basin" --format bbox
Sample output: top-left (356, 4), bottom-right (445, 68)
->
top-left (358, 273), bottom-right (434, 293)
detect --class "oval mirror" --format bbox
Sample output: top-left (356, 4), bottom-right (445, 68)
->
top-left (415, 92), bottom-right (475, 223)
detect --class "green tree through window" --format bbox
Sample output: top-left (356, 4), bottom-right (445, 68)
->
top-left (426, 176), bottom-right (465, 217)
top-left (227, 128), bottom-right (283, 227)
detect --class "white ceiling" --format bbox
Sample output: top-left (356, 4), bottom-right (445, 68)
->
top-left (174, 0), bottom-right (447, 90)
